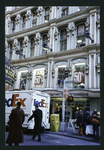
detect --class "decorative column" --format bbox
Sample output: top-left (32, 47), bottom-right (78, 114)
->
top-left (16, 14), bottom-right (21, 31)
top-left (66, 26), bottom-right (70, 50)
top-left (54, 29), bottom-right (58, 53)
top-left (37, 9), bottom-right (40, 25)
top-left (90, 9), bottom-right (97, 44)
top-left (71, 25), bottom-right (75, 49)
top-left (26, 10), bottom-right (31, 28)
top-left (23, 36), bottom-right (29, 58)
top-left (85, 58), bottom-right (89, 89)
top-left (89, 52), bottom-right (96, 89)
top-left (39, 7), bottom-right (42, 24)
top-left (5, 38), bottom-right (8, 56)
top-left (34, 37), bottom-right (37, 56)
top-left (47, 61), bottom-right (51, 88)
top-left (85, 19), bottom-right (90, 46)
top-left (96, 15), bottom-right (100, 43)
top-left (96, 55), bottom-right (100, 89)
top-left (7, 14), bottom-right (11, 34)
top-left (44, 66), bottom-right (48, 88)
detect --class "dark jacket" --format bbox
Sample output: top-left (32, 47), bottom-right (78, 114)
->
top-left (77, 110), bottom-right (84, 126)
top-left (6, 107), bottom-right (25, 144)
top-left (28, 108), bottom-right (42, 132)
top-left (91, 111), bottom-right (100, 127)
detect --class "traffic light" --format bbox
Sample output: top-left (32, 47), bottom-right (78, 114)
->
top-left (64, 70), bottom-right (68, 79)
top-left (67, 96), bottom-right (74, 102)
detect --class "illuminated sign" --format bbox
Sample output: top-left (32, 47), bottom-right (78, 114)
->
top-left (5, 94), bottom-right (26, 107)
top-left (5, 57), bottom-right (15, 86)
top-left (74, 71), bottom-right (84, 83)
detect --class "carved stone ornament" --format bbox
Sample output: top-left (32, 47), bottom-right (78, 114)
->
top-left (71, 26), bottom-right (74, 35)
top-left (54, 31), bottom-right (58, 40)
top-left (85, 65), bottom-right (89, 74)
top-left (47, 34), bottom-right (50, 42)
top-left (52, 69), bottom-right (55, 78)
top-left (44, 69), bottom-right (48, 78)
top-left (66, 27), bottom-right (70, 37)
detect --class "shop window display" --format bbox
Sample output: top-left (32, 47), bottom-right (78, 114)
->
top-left (34, 69), bottom-right (44, 88)
top-left (74, 63), bottom-right (85, 88)
top-left (19, 72), bottom-right (28, 90)
top-left (58, 67), bottom-right (65, 88)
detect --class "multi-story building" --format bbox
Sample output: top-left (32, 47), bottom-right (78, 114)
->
top-left (5, 6), bottom-right (100, 119)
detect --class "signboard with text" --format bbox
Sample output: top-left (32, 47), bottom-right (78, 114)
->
top-left (5, 57), bottom-right (15, 86)
top-left (74, 71), bottom-right (84, 83)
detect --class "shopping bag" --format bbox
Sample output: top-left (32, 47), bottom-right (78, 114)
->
top-left (79, 126), bottom-right (83, 135)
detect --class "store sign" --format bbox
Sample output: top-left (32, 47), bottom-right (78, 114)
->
top-left (74, 71), bottom-right (84, 83)
top-left (5, 57), bottom-right (14, 86)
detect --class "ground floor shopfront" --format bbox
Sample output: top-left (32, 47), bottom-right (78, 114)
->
top-left (42, 89), bottom-right (100, 121)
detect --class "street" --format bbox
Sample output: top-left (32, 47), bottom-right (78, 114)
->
top-left (5, 131), bottom-right (100, 146)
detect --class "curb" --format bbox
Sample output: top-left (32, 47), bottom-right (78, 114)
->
top-left (47, 131), bottom-right (100, 143)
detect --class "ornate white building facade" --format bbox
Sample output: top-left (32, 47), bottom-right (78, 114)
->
top-left (5, 6), bottom-right (100, 118)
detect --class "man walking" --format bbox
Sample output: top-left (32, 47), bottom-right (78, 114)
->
top-left (91, 110), bottom-right (100, 141)
top-left (27, 104), bottom-right (42, 142)
top-left (6, 101), bottom-right (25, 146)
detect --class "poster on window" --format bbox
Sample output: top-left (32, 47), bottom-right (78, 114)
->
top-left (34, 69), bottom-right (44, 88)
top-left (74, 71), bottom-right (84, 83)
top-left (20, 72), bottom-right (28, 90)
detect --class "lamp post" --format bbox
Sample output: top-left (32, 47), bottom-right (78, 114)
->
top-left (85, 31), bottom-right (94, 43)
top-left (15, 49), bottom-right (32, 90)
top-left (42, 42), bottom-right (52, 52)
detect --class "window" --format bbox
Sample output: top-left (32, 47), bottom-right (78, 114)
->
top-left (19, 71), bottom-right (28, 90)
top-left (30, 37), bottom-right (34, 57)
top-left (61, 6), bottom-right (68, 16)
top-left (57, 65), bottom-right (66, 88)
top-left (42, 34), bottom-right (48, 54)
top-left (21, 14), bottom-right (26, 30)
top-left (44, 7), bottom-right (50, 23)
top-left (60, 28), bottom-right (67, 51)
top-left (11, 17), bottom-right (15, 33)
top-left (19, 40), bottom-right (23, 59)
top-left (76, 23), bottom-right (85, 47)
top-left (9, 43), bottom-right (12, 60)
top-left (31, 9), bottom-right (37, 27)
top-left (73, 63), bottom-right (85, 88)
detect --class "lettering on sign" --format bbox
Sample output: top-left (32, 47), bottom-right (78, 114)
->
top-left (34, 99), bottom-right (48, 108)
top-left (74, 71), bottom-right (84, 83)
top-left (5, 94), bottom-right (26, 107)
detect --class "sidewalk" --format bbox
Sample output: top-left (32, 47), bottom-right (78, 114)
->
top-left (46, 125), bottom-right (100, 143)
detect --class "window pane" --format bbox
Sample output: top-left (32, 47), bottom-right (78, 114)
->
top-left (20, 72), bottom-right (28, 90)
top-left (77, 24), bottom-right (85, 36)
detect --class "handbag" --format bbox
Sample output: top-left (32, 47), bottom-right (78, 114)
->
top-left (7, 109), bottom-right (21, 126)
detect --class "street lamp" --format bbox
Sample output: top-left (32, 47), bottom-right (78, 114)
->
top-left (15, 49), bottom-right (32, 90)
top-left (42, 42), bottom-right (52, 52)
top-left (85, 31), bottom-right (94, 43)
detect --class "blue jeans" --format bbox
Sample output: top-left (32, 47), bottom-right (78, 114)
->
top-left (93, 125), bottom-right (100, 140)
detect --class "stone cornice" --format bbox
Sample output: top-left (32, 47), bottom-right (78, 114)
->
top-left (12, 43), bottom-right (100, 66)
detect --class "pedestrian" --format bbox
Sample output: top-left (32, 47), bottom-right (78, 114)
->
top-left (91, 110), bottom-right (100, 141)
top-left (77, 108), bottom-right (84, 135)
top-left (54, 106), bottom-right (59, 114)
top-left (6, 101), bottom-right (25, 146)
top-left (83, 107), bottom-right (90, 135)
top-left (27, 104), bottom-right (42, 142)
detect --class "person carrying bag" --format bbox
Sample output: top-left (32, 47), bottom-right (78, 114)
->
top-left (6, 101), bottom-right (25, 146)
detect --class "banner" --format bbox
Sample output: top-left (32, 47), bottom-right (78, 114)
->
top-left (5, 57), bottom-right (15, 86)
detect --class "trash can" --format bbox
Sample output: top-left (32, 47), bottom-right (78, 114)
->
top-left (50, 114), bottom-right (59, 132)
